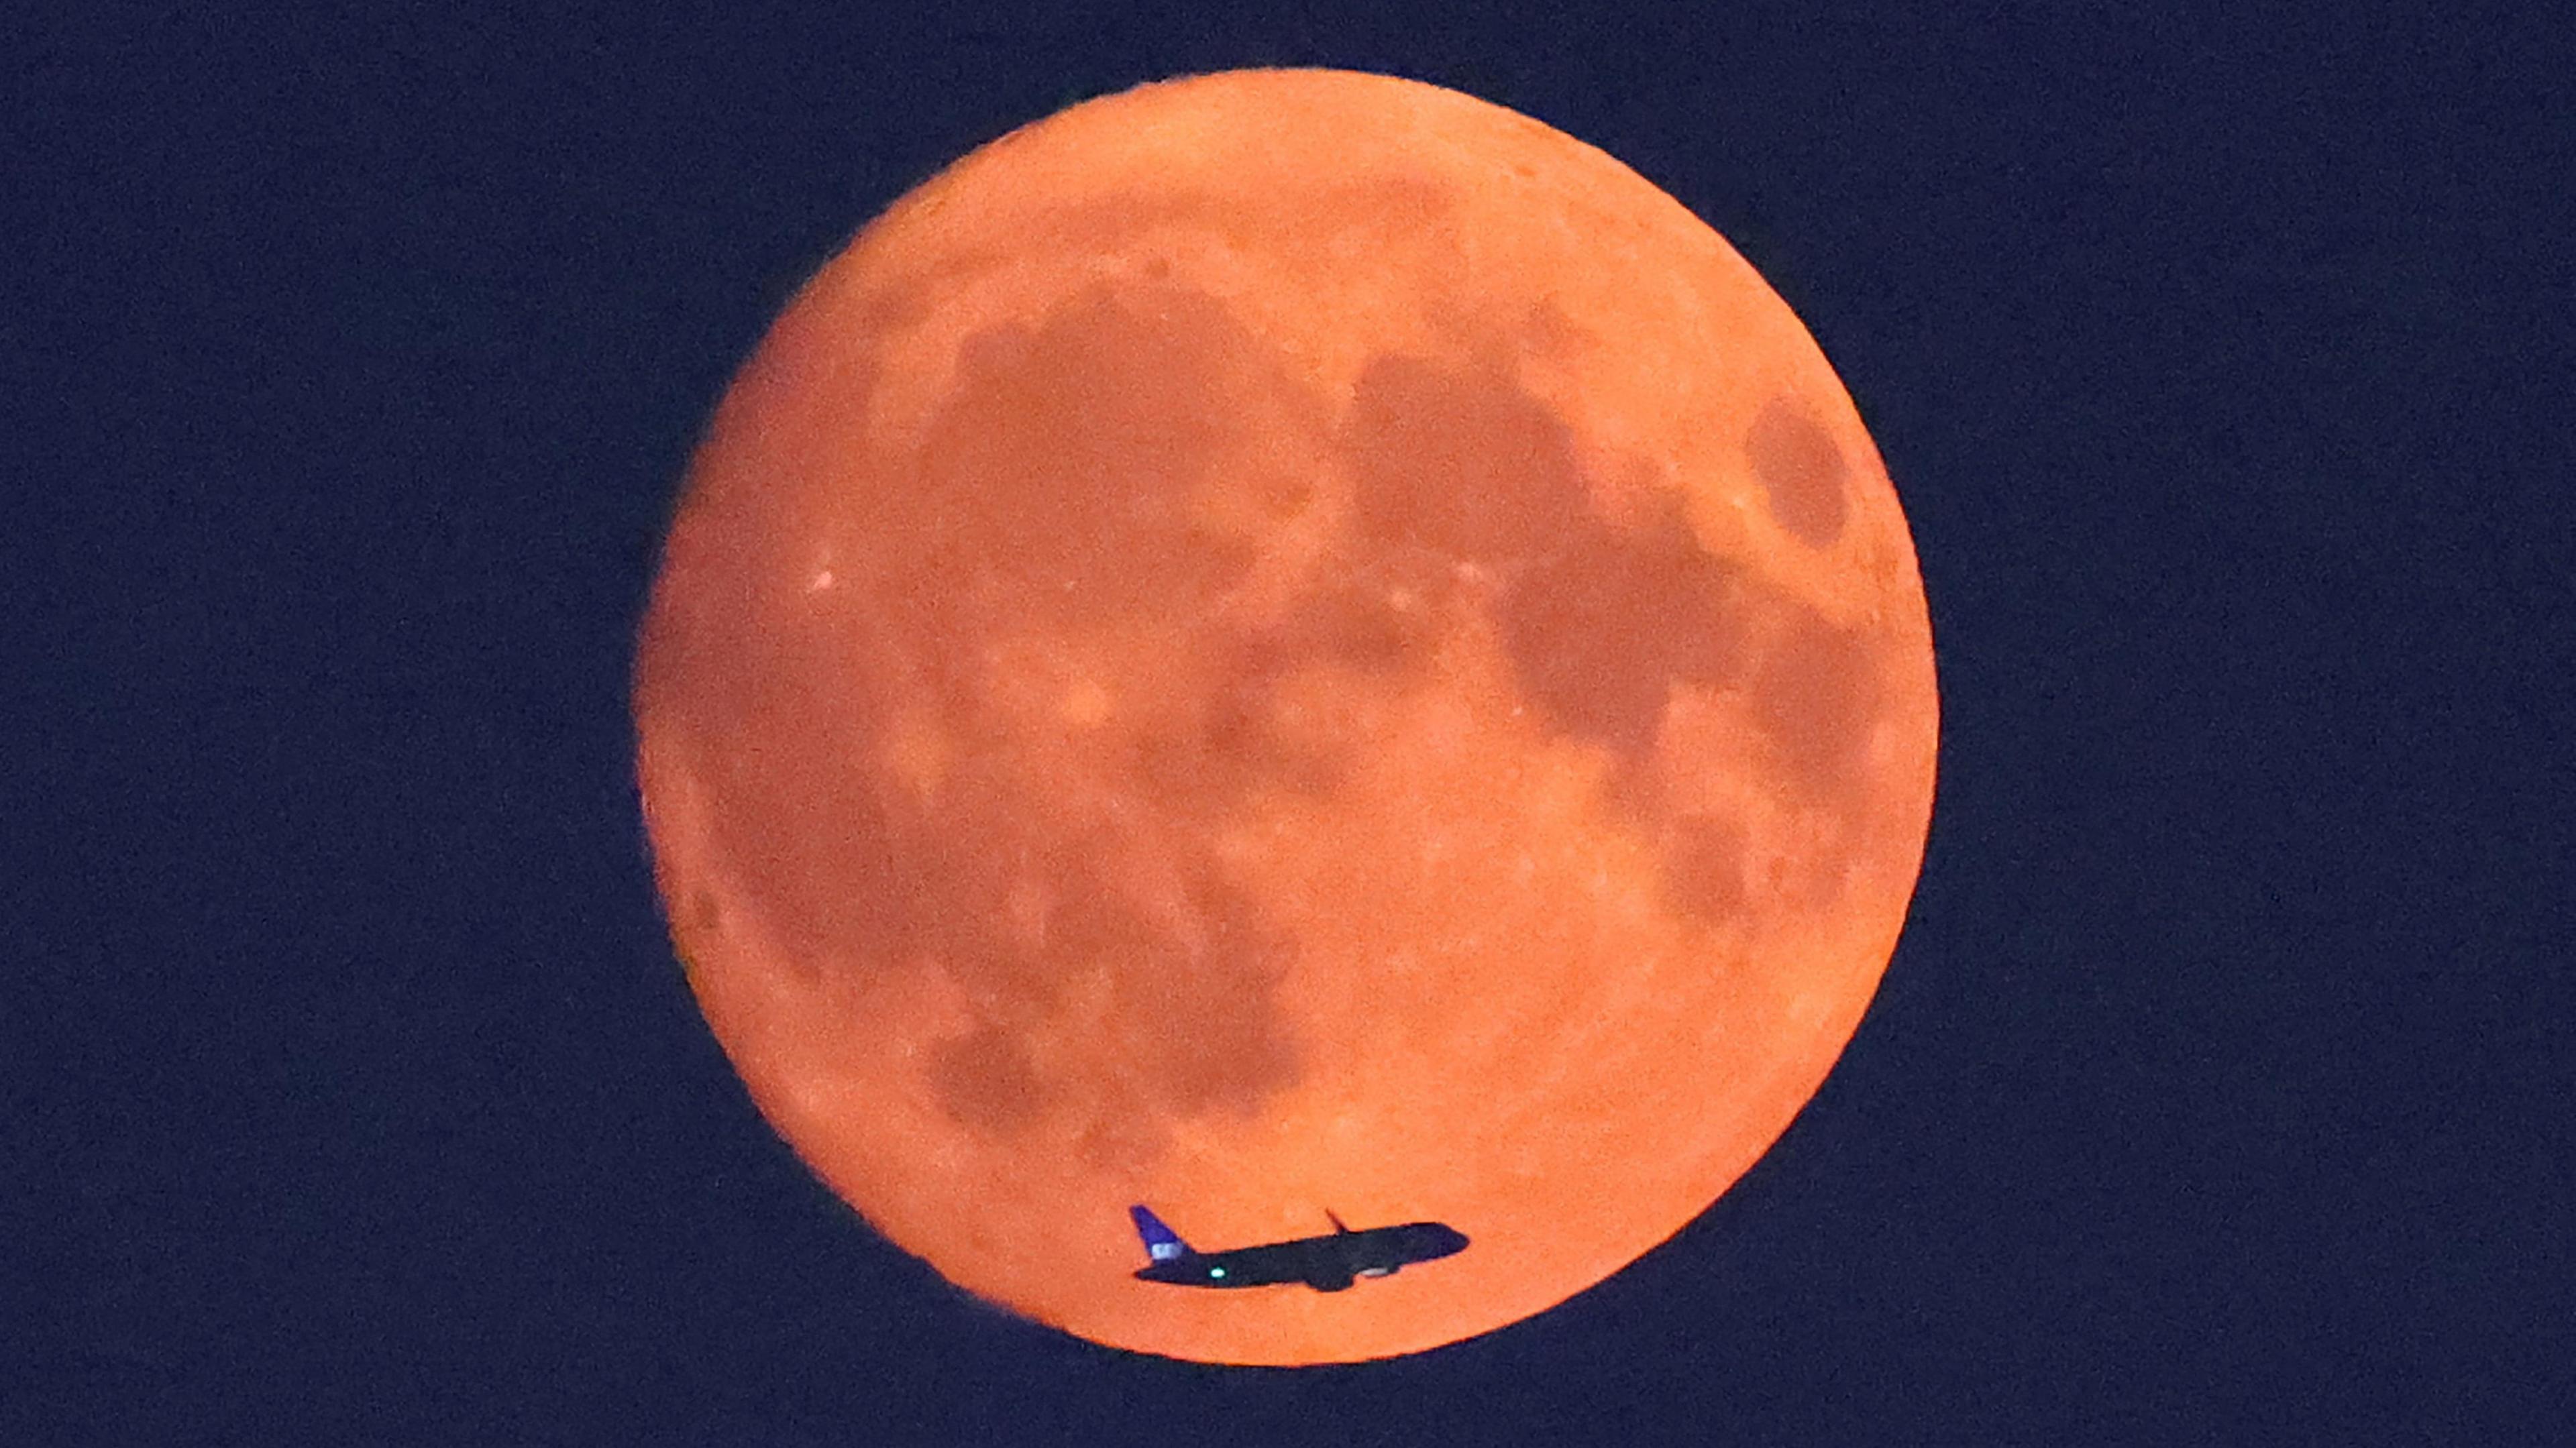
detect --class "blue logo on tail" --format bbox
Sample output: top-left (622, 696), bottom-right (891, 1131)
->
top-left (1129, 1205), bottom-right (1193, 1264)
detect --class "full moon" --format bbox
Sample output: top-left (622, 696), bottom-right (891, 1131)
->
top-left (634, 68), bottom-right (1936, 1364)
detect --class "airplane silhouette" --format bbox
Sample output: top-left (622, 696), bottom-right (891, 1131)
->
top-left (1129, 1205), bottom-right (1468, 1292)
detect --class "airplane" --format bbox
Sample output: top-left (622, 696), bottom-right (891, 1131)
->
top-left (1128, 1204), bottom-right (1468, 1292)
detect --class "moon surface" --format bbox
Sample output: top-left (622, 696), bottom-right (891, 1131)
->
top-left (633, 68), bottom-right (1937, 1365)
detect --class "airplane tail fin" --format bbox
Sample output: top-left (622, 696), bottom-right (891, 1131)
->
top-left (1129, 1205), bottom-right (1193, 1264)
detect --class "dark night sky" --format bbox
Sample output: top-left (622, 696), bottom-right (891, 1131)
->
top-left (12, 2), bottom-right (2572, 1442)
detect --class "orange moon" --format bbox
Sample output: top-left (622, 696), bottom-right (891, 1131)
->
top-left (633, 68), bottom-right (1936, 1365)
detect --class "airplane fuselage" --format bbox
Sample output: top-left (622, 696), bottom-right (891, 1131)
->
top-left (1132, 1221), bottom-right (1468, 1292)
